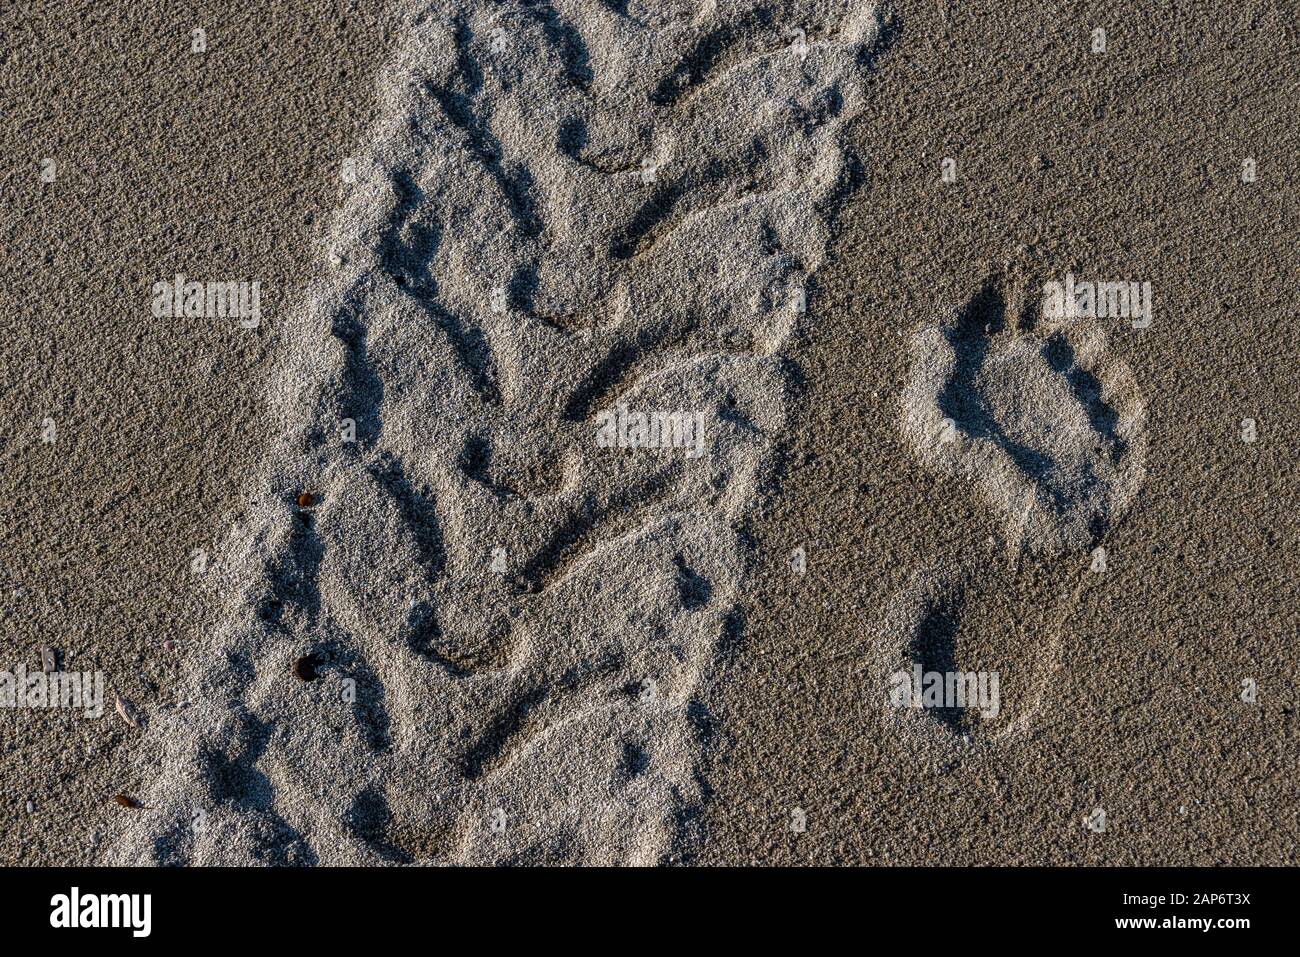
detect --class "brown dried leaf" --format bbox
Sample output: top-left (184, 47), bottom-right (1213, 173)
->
top-left (114, 695), bottom-right (140, 729)
top-left (113, 794), bottom-right (141, 809)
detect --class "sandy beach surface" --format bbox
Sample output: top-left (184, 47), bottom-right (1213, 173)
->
top-left (2, 0), bottom-right (1296, 866)
top-left (0, 0), bottom-right (395, 864)
top-left (695, 0), bottom-right (1298, 864)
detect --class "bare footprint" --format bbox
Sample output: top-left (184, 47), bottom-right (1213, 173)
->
top-left (877, 278), bottom-right (1148, 754)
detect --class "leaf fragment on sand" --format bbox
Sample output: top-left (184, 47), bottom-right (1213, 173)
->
top-left (113, 794), bottom-right (141, 809)
top-left (114, 695), bottom-right (140, 729)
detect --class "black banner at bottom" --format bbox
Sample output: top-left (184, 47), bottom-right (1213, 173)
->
top-left (0, 866), bottom-right (1273, 942)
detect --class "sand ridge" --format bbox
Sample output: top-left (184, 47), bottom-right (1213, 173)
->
top-left (107, 0), bottom-right (894, 865)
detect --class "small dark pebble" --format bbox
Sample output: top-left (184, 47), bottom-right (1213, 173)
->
top-left (293, 654), bottom-right (322, 682)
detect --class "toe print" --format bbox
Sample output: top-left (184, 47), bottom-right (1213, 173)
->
top-left (901, 280), bottom-right (1147, 559)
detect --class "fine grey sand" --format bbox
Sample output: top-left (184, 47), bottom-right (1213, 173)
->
top-left (105, 0), bottom-right (891, 866)
top-left (0, 1), bottom-right (395, 864)
top-left (696, 0), bottom-right (1298, 864)
top-left (3, 0), bottom-right (1297, 866)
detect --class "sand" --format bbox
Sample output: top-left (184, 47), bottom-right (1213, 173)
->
top-left (104, 0), bottom-right (895, 866)
top-left (0, 0), bottom-right (395, 864)
top-left (694, 0), bottom-right (1298, 864)
top-left (3, 0), bottom-right (1297, 866)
